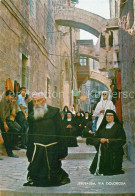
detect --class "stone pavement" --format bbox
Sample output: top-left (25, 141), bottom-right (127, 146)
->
top-left (0, 138), bottom-right (135, 196)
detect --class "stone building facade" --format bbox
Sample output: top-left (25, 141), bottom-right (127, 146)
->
top-left (109, 0), bottom-right (119, 18)
top-left (109, 0), bottom-right (135, 163)
top-left (0, 0), bottom-right (79, 109)
top-left (118, 0), bottom-right (135, 163)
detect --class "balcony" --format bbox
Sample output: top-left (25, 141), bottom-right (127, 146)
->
top-left (77, 62), bottom-right (90, 88)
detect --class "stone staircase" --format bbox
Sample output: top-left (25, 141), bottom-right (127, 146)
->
top-left (0, 137), bottom-right (96, 158)
top-left (67, 137), bottom-right (96, 159)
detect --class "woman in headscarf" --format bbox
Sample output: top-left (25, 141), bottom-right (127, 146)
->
top-left (93, 91), bottom-right (115, 131)
top-left (90, 109), bottom-right (126, 176)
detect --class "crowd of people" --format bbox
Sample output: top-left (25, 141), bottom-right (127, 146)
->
top-left (0, 89), bottom-right (126, 186)
top-left (60, 106), bottom-right (93, 147)
top-left (0, 87), bottom-right (29, 158)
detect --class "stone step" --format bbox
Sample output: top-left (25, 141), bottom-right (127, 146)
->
top-left (13, 146), bottom-right (96, 159)
top-left (0, 139), bottom-right (95, 159)
top-left (77, 137), bottom-right (86, 143)
top-left (0, 137), bottom-right (86, 156)
top-left (0, 148), bottom-right (96, 158)
top-left (67, 152), bottom-right (95, 159)
top-left (67, 143), bottom-right (96, 159)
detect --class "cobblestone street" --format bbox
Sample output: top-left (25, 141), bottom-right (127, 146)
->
top-left (0, 140), bottom-right (134, 196)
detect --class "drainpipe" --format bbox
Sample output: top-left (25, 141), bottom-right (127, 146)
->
top-left (109, 0), bottom-right (112, 18)
top-left (60, 31), bottom-right (63, 109)
top-left (70, 27), bottom-right (74, 107)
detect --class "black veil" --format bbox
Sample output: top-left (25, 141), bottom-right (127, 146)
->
top-left (97, 109), bottom-right (121, 131)
top-left (64, 111), bottom-right (73, 121)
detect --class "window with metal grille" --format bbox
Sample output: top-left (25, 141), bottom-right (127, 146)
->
top-left (80, 56), bottom-right (87, 66)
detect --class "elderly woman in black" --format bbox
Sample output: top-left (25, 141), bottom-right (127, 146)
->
top-left (90, 109), bottom-right (126, 176)
top-left (74, 112), bottom-right (83, 136)
top-left (64, 112), bottom-right (78, 147)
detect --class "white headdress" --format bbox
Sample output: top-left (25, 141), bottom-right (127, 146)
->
top-left (100, 91), bottom-right (111, 101)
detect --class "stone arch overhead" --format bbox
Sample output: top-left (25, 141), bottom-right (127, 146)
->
top-left (89, 71), bottom-right (111, 90)
top-left (54, 6), bottom-right (107, 37)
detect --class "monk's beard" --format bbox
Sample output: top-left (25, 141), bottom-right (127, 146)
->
top-left (34, 103), bottom-right (48, 120)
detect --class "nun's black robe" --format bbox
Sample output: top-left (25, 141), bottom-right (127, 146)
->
top-left (82, 115), bottom-right (92, 129)
top-left (74, 116), bottom-right (83, 136)
top-left (82, 121), bottom-right (95, 147)
top-left (26, 105), bottom-right (69, 187)
top-left (64, 119), bottom-right (78, 147)
top-left (90, 122), bottom-right (126, 175)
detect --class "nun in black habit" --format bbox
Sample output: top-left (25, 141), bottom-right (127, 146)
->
top-left (82, 115), bottom-right (97, 147)
top-left (63, 105), bottom-right (70, 114)
top-left (64, 112), bottom-right (78, 147)
top-left (90, 109), bottom-right (126, 176)
top-left (74, 112), bottom-right (83, 136)
top-left (82, 112), bottom-right (92, 129)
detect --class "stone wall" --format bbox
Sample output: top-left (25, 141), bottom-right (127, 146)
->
top-left (0, 0), bottom-right (59, 106)
top-left (119, 0), bottom-right (135, 163)
top-left (0, 0), bottom-right (79, 109)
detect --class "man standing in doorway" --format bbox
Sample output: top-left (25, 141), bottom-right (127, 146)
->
top-left (16, 87), bottom-right (28, 149)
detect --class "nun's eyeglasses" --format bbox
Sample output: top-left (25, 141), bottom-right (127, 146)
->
top-left (103, 93), bottom-right (107, 95)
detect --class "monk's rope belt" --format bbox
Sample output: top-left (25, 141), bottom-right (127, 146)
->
top-left (31, 142), bottom-right (58, 163)
top-left (31, 142), bottom-right (58, 180)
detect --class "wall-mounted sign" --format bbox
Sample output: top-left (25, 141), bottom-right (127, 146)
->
top-left (74, 90), bottom-right (80, 97)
